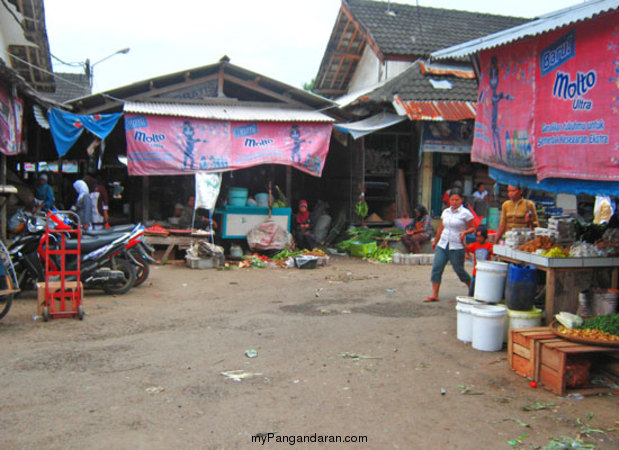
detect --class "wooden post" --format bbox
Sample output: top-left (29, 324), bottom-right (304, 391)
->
top-left (285, 166), bottom-right (291, 207)
top-left (141, 176), bottom-right (149, 222)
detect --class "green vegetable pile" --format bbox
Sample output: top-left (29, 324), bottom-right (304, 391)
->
top-left (367, 246), bottom-right (394, 263)
top-left (580, 313), bottom-right (619, 335)
top-left (335, 227), bottom-right (403, 253)
top-left (271, 249), bottom-right (303, 260)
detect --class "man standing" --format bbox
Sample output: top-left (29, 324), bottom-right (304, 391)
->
top-left (34, 173), bottom-right (54, 209)
top-left (494, 185), bottom-right (539, 242)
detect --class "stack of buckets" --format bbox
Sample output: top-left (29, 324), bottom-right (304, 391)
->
top-left (456, 261), bottom-right (541, 351)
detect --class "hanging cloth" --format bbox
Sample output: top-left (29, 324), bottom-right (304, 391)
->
top-left (47, 108), bottom-right (122, 157)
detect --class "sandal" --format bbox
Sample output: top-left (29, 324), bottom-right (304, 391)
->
top-left (423, 296), bottom-right (439, 302)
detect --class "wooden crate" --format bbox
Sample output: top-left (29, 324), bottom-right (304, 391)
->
top-left (538, 340), bottom-right (619, 396)
top-left (508, 327), bottom-right (557, 380)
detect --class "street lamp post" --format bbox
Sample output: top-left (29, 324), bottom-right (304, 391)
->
top-left (84, 47), bottom-right (130, 90)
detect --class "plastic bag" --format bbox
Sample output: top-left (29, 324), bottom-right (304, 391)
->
top-left (246, 218), bottom-right (292, 250)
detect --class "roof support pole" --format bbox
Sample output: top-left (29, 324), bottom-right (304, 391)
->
top-left (142, 176), bottom-right (149, 223)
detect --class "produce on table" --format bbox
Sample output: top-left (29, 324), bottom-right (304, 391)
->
top-left (554, 311), bottom-right (583, 329)
top-left (541, 246), bottom-right (569, 258)
top-left (580, 313), bottom-right (619, 336)
top-left (569, 241), bottom-right (603, 257)
top-left (554, 313), bottom-right (619, 343)
top-left (517, 236), bottom-right (554, 253)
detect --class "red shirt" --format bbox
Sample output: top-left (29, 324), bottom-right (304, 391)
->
top-left (466, 241), bottom-right (494, 276)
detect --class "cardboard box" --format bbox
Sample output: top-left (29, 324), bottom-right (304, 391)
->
top-left (36, 281), bottom-right (82, 316)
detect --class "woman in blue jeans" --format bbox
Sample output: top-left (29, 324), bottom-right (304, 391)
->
top-left (424, 188), bottom-right (476, 302)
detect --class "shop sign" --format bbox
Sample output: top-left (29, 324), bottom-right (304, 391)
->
top-left (473, 12), bottom-right (618, 181)
top-left (422, 121), bottom-right (473, 154)
top-left (125, 114), bottom-right (332, 177)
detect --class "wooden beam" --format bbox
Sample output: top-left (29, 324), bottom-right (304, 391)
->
top-left (224, 74), bottom-right (308, 108)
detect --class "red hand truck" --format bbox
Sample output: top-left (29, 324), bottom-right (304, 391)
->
top-left (41, 211), bottom-right (84, 321)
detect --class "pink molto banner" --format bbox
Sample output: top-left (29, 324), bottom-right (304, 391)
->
top-left (473, 11), bottom-right (618, 181)
top-left (125, 114), bottom-right (332, 177)
top-left (0, 83), bottom-right (24, 156)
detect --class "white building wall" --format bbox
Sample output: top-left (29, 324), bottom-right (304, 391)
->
top-left (347, 46), bottom-right (414, 94)
top-left (0, 4), bottom-right (32, 66)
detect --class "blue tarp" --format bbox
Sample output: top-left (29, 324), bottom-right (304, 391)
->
top-left (48, 108), bottom-right (122, 157)
top-left (489, 167), bottom-right (619, 196)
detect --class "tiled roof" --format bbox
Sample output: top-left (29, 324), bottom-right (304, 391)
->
top-left (365, 61), bottom-right (478, 103)
top-left (348, 0), bottom-right (529, 56)
top-left (315, 0), bottom-right (528, 96)
top-left (47, 72), bottom-right (90, 103)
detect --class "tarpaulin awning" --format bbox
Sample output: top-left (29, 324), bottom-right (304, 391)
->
top-left (393, 95), bottom-right (476, 122)
top-left (47, 108), bottom-right (122, 157)
top-left (490, 167), bottom-right (619, 197)
top-left (334, 112), bottom-right (406, 139)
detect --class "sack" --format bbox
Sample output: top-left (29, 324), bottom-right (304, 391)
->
top-left (246, 218), bottom-right (292, 250)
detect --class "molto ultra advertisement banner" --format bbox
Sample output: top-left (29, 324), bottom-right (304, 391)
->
top-left (125, 114), bottom-right (332, 177)
top-left (473, 11), bottom-right (618, 181)
top-left (0, 83), bottom-right (24, 156)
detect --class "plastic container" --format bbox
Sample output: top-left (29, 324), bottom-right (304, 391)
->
top-left (471, 304), bottom-right (507, 351)
top-left (592, 289), bottom-right (618, 316)
top-left (487, 207), bottom-right (499, 231)
top-left (294, 255), bottom-right (318, 269)
top-left (505, 307), bottom-right (542, 341)
top-left (350, 241), bottom-right (377, 258)
top-left (456, 296), bottom-right (484, 343)
top-left (228, 187), bottom-right (248, 206)
top-left (505, 264), bottom-right (537, 311)
top-left (473, 261), bottom-right (508, 303)
top-left (255, 192), bottom-right (269, 207)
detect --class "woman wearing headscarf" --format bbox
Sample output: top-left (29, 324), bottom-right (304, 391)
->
top-left (73, 179), bottom-right (93, 229)
top-left (294, 199), bottom-right (316, 250)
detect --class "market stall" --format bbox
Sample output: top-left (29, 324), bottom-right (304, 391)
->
top-left (494, 244), bottom-right (619, 317)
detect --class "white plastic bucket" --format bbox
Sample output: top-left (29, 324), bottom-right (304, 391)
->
top-left (505, 307), bottom-right (542, 341)
top-left (474, 261), bottom-right (508, 303)
top-left (455, 296), bottom-right (484, 343)
top-left (471, 304), bottom-right (507, 351)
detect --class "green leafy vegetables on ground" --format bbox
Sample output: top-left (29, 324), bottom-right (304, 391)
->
top-left (367, 247), bottom-right (394, 263)
top-left (580, 313), bottom-right (619, 335)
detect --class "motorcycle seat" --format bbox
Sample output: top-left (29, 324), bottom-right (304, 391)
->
top-left (62, 234), bottom-right (127, 253)
top-left (83, 224), bottom-right (136, 236)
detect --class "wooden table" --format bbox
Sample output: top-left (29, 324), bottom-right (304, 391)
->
top-left (145, 233), bottom-right (211, 263)
top-left (494, 245), bottom-right (619, 318)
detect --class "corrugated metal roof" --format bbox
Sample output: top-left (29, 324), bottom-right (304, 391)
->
top-left (432, 0), bottom-right (618, 60)
top-left (123, 101), bottom-right (334, 122)
top-left (393, 96), bottom-right (476, 121)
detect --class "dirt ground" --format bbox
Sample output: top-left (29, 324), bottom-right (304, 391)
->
top-left (0, 257), bottom-right (617, 449)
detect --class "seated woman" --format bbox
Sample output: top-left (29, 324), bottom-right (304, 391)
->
top-left (294, 199), bottom-right (317, 250)
top-left (401, 205), bottom-right (433, 253)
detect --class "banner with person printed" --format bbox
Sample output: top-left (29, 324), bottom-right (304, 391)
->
top-left (125, 114), bottom-right (332, 177)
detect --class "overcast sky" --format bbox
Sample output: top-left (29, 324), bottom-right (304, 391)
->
top-left (44, 0), bottom-right (585, 93)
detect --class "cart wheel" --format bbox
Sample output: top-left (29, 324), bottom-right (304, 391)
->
top-left (77, 305), bottom-right (85, 320)
top-left (42, 307), bottom-right (49, 322)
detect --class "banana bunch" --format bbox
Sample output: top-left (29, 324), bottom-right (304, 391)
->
top-left (355, 200), bottom-right (368, 219)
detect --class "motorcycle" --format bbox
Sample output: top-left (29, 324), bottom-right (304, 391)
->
top-left (9, 211), bottom-right (138, 295)
top-left (83, 224), bottom-right (155, 287)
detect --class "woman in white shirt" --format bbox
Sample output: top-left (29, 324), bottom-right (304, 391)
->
top-left (425, 188), bottom-right (476, 302)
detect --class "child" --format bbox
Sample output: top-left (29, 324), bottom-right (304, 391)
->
top-left (466, 227), bottom-right (494, 296)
